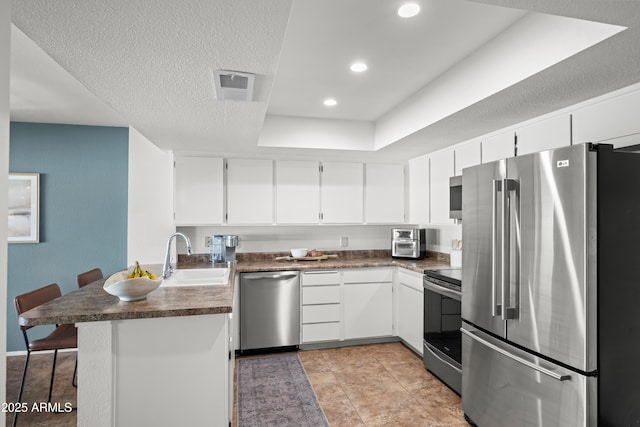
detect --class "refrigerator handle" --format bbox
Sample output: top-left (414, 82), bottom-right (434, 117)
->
top-left (461, 328), bottom-right (571, 381)
top-left (501, 179), bottom-right (517, 320)
top-left (500, 178), bottom-right (510, 321)
top-left (491, 179), bottom-right (502, 317)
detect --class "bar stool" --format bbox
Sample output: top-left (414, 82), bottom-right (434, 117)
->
top-left (76, 267), bottom-right (103, 288)
top-left (13, 283), bottom-right (78, 427)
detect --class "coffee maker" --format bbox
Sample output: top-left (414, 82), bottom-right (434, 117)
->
top-left (211, 235), bottom-right (238, 264)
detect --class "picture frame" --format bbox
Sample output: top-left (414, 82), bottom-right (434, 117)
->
top-left (8, 173), bottom-right (40, 243)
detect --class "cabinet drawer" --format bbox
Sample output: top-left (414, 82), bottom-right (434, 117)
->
top-left (398, 270), bottom-right (423, 291)
top-left (302, 271), bottom-right (340, 286)
top-left (303, 304), bottom-right (341, 324)
top-left (302, 285), bottom-right (340, 304)
top-left (343, 268), bottom-right (393, 284)
top-left (302, 322), bottom-right (341, 343)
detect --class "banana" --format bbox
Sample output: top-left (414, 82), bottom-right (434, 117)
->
top-left (128, 261), bottom-right (143, 279)
top-left (128, 261), bottom-right (159, 280)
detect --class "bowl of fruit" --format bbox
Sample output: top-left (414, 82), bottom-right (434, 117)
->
top-left (103, 262), bottom-right (162, 302)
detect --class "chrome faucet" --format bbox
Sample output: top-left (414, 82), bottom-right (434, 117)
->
top-left (162, 232), bottom-right (193, 279)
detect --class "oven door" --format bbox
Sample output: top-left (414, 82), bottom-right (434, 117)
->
top-left (423, 279), bottom-right (462, 394)
top-left (392, 239), bottom-right (418, 258)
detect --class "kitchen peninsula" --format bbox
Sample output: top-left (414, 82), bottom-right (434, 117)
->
top-left (18, 251), bottom-right (449, 427)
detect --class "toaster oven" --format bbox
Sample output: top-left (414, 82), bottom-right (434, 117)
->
top-left (391, 228), bottom-right (426, 259)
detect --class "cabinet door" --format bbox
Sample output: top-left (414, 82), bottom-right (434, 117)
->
top-left (226, 159), bottom-right (273, 224)
top-left (174, 157), bottom-right (224, 225)
top-left (455, 142), bottom-right (481, 176)
top-left (344, 282), bottom-right (393, 339)
top-left (408, 155), bottom-right (430, 224)
top-left (573, 89), bottom-right (640, 145)
top-left (397, 282), bottom-right (423, 355)
top-left (365, 163), bottom-right (405, 224)
top-left (275, 160), bottom-right (320, 224)
top-left (482, 132), bottom-right (515, 164)
top-left (516, 115), bottom-right (570, 156)
top-left (429, 149), bottom-right (454, 225)
top-left (321, 161), bottom-right (363, 224)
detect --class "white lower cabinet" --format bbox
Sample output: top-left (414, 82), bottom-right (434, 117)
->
top-left (396, 270), bottom-right (424, 355)
top-left (343, 268), bottom-right (393, 340)
top-left (299, 267), bottom-right (413, 345)
top-left (302, 322), bottom-right (341, 343)
top-left (301, 271), bottom-right (342, 343)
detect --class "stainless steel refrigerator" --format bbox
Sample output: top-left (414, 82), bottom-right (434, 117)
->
top-left (461, 143), bottom-right (640, 426)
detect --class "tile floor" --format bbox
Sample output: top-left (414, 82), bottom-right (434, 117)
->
top-left (298, 342), bottom-right (466, 426)
top-left (5, 351), bottom-right (77, 427)
top-left (5, 342), bottom-right (466, 426)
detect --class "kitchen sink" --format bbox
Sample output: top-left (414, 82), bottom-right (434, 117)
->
top-left (160, 267), bottom-right (230, 287)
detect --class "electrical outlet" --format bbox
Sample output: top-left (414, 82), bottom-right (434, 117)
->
top-left (205, 236), bottom-right (212, 247)
top-left (340, 236), bottom-right (348, 247)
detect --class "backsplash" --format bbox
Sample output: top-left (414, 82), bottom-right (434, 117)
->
top-left (178, 249), bottom-right (450, 264)
top-left (175, 224), bottom-right (460, 256)
top-left (176, 224), bottom-right (406, 255)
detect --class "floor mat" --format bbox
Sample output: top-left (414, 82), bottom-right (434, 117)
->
top-left (237, 352), bottom-right (329, 427)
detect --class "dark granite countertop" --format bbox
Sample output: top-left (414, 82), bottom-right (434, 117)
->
top-left (19, 250), bottom-right (451, 327)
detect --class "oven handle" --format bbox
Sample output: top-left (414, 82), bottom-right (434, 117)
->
top-left (423, 279), bottom-right (461, 301)
top-left (424, 342), bottom-right (461, 373)
top-left (461, 328), bottom-right (571, 381)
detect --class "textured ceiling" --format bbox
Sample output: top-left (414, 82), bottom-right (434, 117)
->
top-left (10, 0), bottom-right (640, 160)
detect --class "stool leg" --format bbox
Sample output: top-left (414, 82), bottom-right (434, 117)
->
top-left (72, 356), bottom-right (78, 388)
top-left (47, 349), bottom-right (58, 403)
top-left (13, 351), bottom-right (31, 427)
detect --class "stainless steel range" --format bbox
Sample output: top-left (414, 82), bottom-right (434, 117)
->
top-left (423, 268), bottom-right (462, 394)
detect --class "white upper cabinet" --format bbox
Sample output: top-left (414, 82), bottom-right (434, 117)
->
top-left (226, 159), bottom-right (273, 224)
top-left (275, 160), bottom-right (320, 224)
top-left (454, 142), bottom-right (481, 176)
top-left (408, 155), bottom-right (430, 224)
top-left (516, 115), bottom-right (571, 156)
top-left (174, 156), bottom-right (224, 225)
top-left (320, 161), bottom-right (363, 224)
top-left (429, 149), bottom-right (455, 225)
top-left (573, 89), bottom-right (640, 145)
top-left (482, 132), bottom-right (515, 164)
top-left (365, 163), bottom-right (405, 224)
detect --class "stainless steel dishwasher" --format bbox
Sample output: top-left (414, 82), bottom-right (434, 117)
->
top-left (240, 271), bottom-right (300, 351)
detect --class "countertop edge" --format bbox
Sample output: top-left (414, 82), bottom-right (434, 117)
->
top-left (19, 257), bottom-right (449, 327)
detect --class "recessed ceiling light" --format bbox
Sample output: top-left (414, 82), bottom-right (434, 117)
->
top-left (350, 62), bottom-right (368, 73)
top-left (323, 98), bottom-right (337, 107)
top-left (398, 3), bottom-right (420, 18)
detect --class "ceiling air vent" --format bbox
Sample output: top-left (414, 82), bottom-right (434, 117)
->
top-left (212, 70), bottom-right (255, 101)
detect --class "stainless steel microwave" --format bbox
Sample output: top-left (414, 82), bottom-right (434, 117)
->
top-left (449, 175), bottom-right (462, 220)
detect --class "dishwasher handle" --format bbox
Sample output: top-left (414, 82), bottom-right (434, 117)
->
top-left (242, 272), bottom-right (299, 281)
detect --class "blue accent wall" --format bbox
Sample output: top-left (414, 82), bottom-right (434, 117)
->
top-left (7, 122), bottom-right (129, 352)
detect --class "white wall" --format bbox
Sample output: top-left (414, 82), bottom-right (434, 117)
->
top-left (259, 114), bottom-right (374, 151)
top-left (127, 127), bottom-right (175, 264)
top-left (176, 224), bottom-right (408, 256)
top-left (1, 0), bottom-right (10, 418)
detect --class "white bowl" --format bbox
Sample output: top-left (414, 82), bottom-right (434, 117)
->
top-left (290, 248), bottom-right (308, 258)
top-left (103, 271), bottom-right (162, 302)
